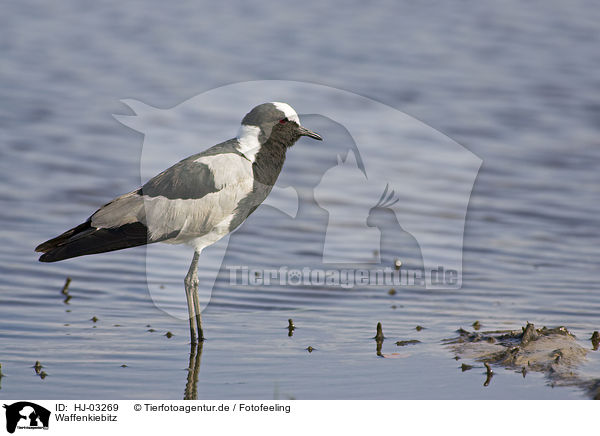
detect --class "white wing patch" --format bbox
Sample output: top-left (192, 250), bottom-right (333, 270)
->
top-left (194, 152), bottom-right (252, 188)
top-left (143, 178), bottom-right (254, 243)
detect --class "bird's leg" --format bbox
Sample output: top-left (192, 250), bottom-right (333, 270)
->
top-left (192, 287), bottom-right (204, 342)
top-left (184, 251), bottom-right (204, 342)
top-left (191, 265), bottom-right (204, 342)
top-left (184, 292), bottom-right (197, 343)
top-left (184, 251), bottom-right (200, 343)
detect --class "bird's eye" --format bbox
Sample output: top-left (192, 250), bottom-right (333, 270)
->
top-left (279, 118), bottom-right (288, 124)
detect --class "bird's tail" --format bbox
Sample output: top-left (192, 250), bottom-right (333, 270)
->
top-left (35, 221), bottom-right (151, 262)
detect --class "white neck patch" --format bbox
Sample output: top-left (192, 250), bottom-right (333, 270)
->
top-left (235, 124), bottom-right (261, 162)
top-left (272, 102), bottom-right (301, 124)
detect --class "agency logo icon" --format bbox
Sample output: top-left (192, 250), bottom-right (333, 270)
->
top-left (3, 402), bottom-right (50, 433)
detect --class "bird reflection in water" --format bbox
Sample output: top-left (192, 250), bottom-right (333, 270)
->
top-left (184, 341), bottom-right (203, 400)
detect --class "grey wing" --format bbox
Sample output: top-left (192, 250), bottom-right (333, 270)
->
top-left (140, 154), bottom-right (219, 200)
top-left (141, 138), bottom-right (249, 200)
top-left (92, 143), bottom-right (254, 243)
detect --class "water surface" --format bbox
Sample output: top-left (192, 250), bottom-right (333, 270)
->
top-left (1, 0), bottom-right (599, 399)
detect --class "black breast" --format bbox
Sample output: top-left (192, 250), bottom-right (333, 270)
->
top-left (252, 139), bottom-right (287, 186)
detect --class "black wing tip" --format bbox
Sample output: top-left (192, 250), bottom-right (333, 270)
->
top-left (35, 240), bottom-right (65, 261)
top-left (35, 220), bottom-right (93, 260)
top-left (35, 242), bottom-right (57, 261)
top-left (35, 242), bottom-right (51, 254)
top-left (38, 253), bottom-right (56, 263)
top-left (37, 246), bottom-right (68, 262)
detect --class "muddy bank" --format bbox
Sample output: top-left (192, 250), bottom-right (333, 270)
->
top-left (444, 323), bottom-right (600, 399)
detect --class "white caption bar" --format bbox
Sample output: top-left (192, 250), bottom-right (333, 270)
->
top-left (0, 400), bottom-right (595, 435)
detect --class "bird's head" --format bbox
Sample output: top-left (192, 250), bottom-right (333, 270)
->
top-left (237, 102), bottom-right (322, 155)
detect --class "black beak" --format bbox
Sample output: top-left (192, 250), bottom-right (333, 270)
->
top-left (297, 125), bottom-right (322, 141)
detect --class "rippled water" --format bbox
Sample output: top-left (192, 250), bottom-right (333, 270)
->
top-left (1, 0), bottom-right (599, 399)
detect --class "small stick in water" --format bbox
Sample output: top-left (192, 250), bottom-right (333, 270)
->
top-left (483, 362), bottom-right (494, 386)
top-left (60, 277), bottom-right (72, 295)
top-left (374, 323), bottom-right (385, 356)
top-left (374, 322), bottom-right (385, 341)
